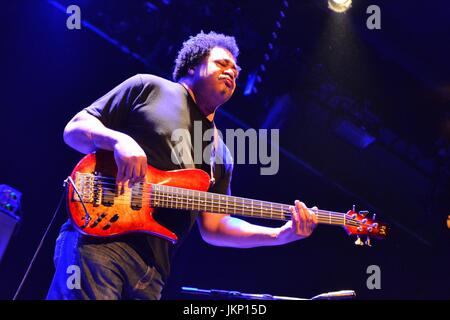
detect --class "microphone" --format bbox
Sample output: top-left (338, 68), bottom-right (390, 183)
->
top-left (311, 290), bottom-right (356, 300)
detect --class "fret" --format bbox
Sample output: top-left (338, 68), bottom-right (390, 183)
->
top-left (156, 185), bottom-right (162, 207)
top-left (208, 192), bottom-right (212, 212)
top-left (175, 187), bottom-right (179, 209)
top-left (174, 185), bottom-right (178, 209)
top-left (178, 187), bottom-right (182, 209)
top-left (160, 185), bottom-right (165, 208)
top-left (207, 192), bottom-right (210, 212)
top-left (270, 202), bottom-right (273, 219)
top-left (187, 189), bottom-right (190, 210)
top-left (164, 185), bottom-right (168, 208)
top-left (219, 195), bottom-right (224, 213)
top-left (185, 189), bottom-right (188, 209)
top-left (209, 193), bottom-right (214, 212)
top-left (207, 191), bottom-right (211, 212)
top-left (259, 201), bottom-right (263, 218)
top-left (180, 187), bottom-right (185, 209)
top-left (166, 186), bottom-right (170, 208)
top-left (194, 189), bottom-right (198, 210)
top-left (156, 185), bottom-right (160, 207)
top-left (171, 187), bottom-right (178, 209)
top-left (257, 201), bottom-right (260, 216)
top-left (225, 195), bottom-right (228, 214)
top-left (164, 186), bottom-right (168, 208)
top-left (205, 192), bottom-right (209, 212)
top-left (165, 185), bottom-right (169, 208)
top-left (151, 185), bottom-right (155, 207)
top-left (281, 205), bottom-right (286, 220)
top-left (212, 194), bottom-right (216, 213)
top-left (202, 190), bottom-right (206, 212)
top-left (215, 193), bottom-right (221, 212)
top-left (172, 186), bottom-right (176, 209)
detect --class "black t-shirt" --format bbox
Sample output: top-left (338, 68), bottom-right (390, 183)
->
top-left (80, 74), bottom-right (233, 281)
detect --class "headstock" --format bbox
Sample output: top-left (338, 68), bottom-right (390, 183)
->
top-left (343, 206), bottom-right (388, 246)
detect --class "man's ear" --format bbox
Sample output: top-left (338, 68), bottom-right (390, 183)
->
top-left (188, 68), bottom-right (195, 75)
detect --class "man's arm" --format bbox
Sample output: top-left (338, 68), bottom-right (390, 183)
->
top-left (64, 110), bottom-right (122, 154)
top-left (197, 200), bottom-right (318, 248)
top-left (63, 110), bottom-right (147, 186)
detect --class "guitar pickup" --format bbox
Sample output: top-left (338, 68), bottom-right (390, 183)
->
top-left (101, 184), bottom-right (115, 207)
top-left (130, 182), bottom-right (143, 210)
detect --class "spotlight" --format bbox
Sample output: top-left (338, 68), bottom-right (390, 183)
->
top-left (328, 0), bottom-right (352, 13)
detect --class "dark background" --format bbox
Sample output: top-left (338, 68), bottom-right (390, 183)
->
top-left (1, 0), bottom-right (449, 300)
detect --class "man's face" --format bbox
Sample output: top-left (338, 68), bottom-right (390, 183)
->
top-left (191, 46), bottom-right (240, 106)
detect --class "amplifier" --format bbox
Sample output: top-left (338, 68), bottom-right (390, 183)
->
top-left (0, 185), bottom-right (22, 263)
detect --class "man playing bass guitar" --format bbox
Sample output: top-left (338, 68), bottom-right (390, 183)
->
top-left (47, 31), bottom-right (318, 300)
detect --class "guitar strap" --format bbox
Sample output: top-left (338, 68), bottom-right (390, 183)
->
top-left (209, 143), bottom-right (216, 188)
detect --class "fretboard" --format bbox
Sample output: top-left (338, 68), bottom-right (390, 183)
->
top-left (150, 184), bottom-right (355, 227)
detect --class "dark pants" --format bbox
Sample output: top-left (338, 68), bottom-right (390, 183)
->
top-left (46, 220), bottom-right (164, 300)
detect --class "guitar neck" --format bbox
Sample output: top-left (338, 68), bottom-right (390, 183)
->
top-left (151, 184), bottom-right (349, 227)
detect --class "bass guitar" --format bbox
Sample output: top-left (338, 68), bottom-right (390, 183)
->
top-left (66, 151), bottom-right (388, 245)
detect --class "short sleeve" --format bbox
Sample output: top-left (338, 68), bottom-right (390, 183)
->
top-left (83, 74), bottom-right (145, 129)
top-left (210, 143), bottom-right (234, 196)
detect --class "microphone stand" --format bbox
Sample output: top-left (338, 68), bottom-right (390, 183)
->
top-left (181, 287), bottom-right (356, 300)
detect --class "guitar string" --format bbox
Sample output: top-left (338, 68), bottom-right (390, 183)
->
top-left (78, 179), bottom-right (360, 220)
top-left (73, 193), bottom-right (362, 227)
top-left (78, 183), bottom-right (354, 220)
top-left (74, 176), bottom-right (370, 227)
top-left (75, 195), bottom-right (362, 227)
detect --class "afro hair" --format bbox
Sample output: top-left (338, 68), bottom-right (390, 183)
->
top-left (173, 31), bottom-right (239, 82)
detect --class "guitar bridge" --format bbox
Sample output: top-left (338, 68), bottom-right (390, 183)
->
top-left (72, 172), bottom-right (95, 204)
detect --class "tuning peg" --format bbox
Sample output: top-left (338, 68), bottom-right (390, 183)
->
top-left (372, 213), bottom-right (376, 220)
top-left (354, 236), bottom-right (364, 246)
top-left (360, 210), bottom-right (369, 217)
top-left (365, 236), bottom-right (372, 247)
top-left (352, 204), bottom-right (356, 212)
